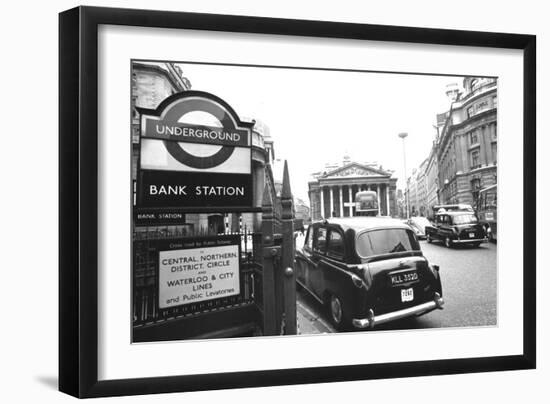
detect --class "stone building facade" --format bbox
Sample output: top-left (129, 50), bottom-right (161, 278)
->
top-left (308, 157), bottom-right (398, 220)
top-left (416, 159), bottom-right (429, 216)
top-left (406, 159), bottom-right (429, 217)
top-left (425, 142), bottom-right (440, 216)
top-left (405, 170), bottom-right (417, 216)
top-left (294, 197), bottom-right (311, 226)
top-left (437, 77), bottom-right (497, 205)
top-left (131, 61), bottom-right (192, 182)
top-left (405, 77), bottom-right (497, 217)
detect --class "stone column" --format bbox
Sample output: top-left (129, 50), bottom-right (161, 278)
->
top-left (329, 186), bottom-right (334, 218)
top-left (376, 184), bottom-right (381, 215)
top-left (386, 184), bottom-right (391, 216)
top-left (348, 186), bottom-right (353, 217)
top-left (320, 186), bottom-right (325, 219)
top-left (338, 185), bottom-right (344, 217)
top-left (481, 125), bottom-right (491, 165)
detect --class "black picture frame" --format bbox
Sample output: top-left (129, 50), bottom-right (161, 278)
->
top-left (59, 6), bottom-right (536, 398)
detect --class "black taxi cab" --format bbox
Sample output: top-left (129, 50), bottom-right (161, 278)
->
top-left (295, 217), bottom-right (444, 330)
top-left (425, 210), bottom-right (487, 248)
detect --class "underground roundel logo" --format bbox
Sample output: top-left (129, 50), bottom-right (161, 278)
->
top-left (163, 140), bottom-right (235, 170)
top-left (139, 91), bottom-right (252, 170)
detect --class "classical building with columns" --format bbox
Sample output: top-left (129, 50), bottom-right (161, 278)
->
top-left (308, 157), bottom-right (398, 220)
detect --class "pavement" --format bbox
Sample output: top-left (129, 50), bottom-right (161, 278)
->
top-left (296, 239), bottom-right (497, 333)
top-left (297, 296), bottom-right (335, 334)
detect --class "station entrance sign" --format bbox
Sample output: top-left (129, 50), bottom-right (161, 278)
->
top-left (157, 235), bottom-right (241, 309)
top-left (136, 91), bottom-right (255, 214)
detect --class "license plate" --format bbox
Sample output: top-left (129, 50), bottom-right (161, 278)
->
top-left (390, 271), bottom-right (418, 286)
top-left (469, 232), bottom-right (475, 238)
top-left (401, 288), bottom-right (414, 302)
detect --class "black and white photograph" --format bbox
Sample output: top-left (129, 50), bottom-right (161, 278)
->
top-left (131, 60), bottom-right (498, 342)
top-left (1, 0), bottom-right (544, 401)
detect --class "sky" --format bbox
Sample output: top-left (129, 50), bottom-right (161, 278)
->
top-left (176, 62), bottom-right (464, 202)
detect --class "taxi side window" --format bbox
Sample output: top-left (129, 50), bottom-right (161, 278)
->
top-left (327, 230), bottom-right (345, 259)
top-left (305, 226), bottom-right (314, 250)
top-left (313, 227), bottom-right (328, 254)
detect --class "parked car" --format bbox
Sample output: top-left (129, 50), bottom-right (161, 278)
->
top-left (295, 217), bottom-right (444, 330)
top-left (425, 211), bottom-right (487, 248)
top-left (406, 216), bottom-right (432, 240)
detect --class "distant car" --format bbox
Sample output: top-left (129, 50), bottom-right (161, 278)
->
top-left (425, 211), bottom-right (487, 248)
top-left (403, 219), bottom-right (425, 239)
top-left (406, 216), bottom-right (432, 240)
top-left (295, 217), bottom-right (444, 330)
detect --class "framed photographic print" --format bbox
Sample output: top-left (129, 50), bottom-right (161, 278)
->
top-left (59, 6), bottom-right (536, 398)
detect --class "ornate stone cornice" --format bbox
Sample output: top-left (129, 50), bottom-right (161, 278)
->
top-left (319, 162), bottom-right (393, 179)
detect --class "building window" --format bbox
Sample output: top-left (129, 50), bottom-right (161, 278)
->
top-left (132, 126), bottom-right (140, 144)
top-left (305, 227), bottom-right (314, 250)
top-left (493, 94), bottom-right (497, 108)
top-left (467, 106), bottom-right (474, 118)
top-left (132, 95), bottom-right (139, 120)
top-left (471, 178), bottom-right (481, 203)
top-left (470, 131), bottom-right (479, 145)
top-left (492, 143), bottom-right (497, 164)
top-left (470, 149), bottom-right (480, 169)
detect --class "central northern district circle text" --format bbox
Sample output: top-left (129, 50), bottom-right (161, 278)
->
top-left (149, 185), bottom-right (244, 196)
top-left (162, 252), bottom-right (237, 272)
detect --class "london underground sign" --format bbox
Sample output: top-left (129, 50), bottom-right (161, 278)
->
top-left (136, 91), bottom-right (254, 213)
top-left (139, 91), bottom-right (253, 174)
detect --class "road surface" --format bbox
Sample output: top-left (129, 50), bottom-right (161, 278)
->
top-left (296, 239), bottom-right (497, 333)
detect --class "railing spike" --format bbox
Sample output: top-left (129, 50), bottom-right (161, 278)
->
top-left (281, 160), bottom-right (294, 220)
top-left (281, 160), bottom-right (292, 200)
top-left (262, 182), bottom-right (273, 209)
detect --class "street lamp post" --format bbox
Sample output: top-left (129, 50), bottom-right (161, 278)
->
top-left (398, 132), bottom-right (410, 219)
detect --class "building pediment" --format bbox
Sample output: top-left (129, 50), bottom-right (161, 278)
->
top-left (321, 163), bottom-right (391, 179)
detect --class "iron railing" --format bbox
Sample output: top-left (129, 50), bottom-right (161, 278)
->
top-left (133, 226), bottom-right (263, 327)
